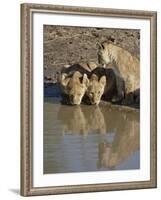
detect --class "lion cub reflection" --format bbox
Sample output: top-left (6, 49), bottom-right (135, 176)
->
top-left (58, 105), bottom-right (106, 136)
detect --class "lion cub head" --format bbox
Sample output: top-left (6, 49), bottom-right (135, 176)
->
top-left (97, 42), bottom-right (115, 65)
top-left (86, 74), bottom-right (106, 105)
top-left (60, 71), bottom-right (89, 105)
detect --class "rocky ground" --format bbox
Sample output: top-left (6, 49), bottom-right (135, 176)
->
top-left (43, 25), bottom-right (140, 83)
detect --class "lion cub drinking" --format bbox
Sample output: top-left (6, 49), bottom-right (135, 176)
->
top-left (86, 66), bottom-right (125, 105)
top-left (59, 62), bottom-right (97, 105)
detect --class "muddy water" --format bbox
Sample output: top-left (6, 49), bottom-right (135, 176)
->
top-left (44, 97), bottom-right (140, 174)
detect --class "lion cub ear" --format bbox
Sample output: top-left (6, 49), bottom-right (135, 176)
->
top-left (82, 74), bottom-right (89, 86)
top-left (90, 74), bottom-right (98, 81)
top-left (73, 71), bottom-right (82, 80)
top-left (96, 42), bottom-right (105, 50)
top-left (59, 73), bottom-right (70, 86)
top-left (99, 76), bottom-right (106, 86)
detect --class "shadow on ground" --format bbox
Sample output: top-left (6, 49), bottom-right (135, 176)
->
top-left (9, 189), bottom-right (20, 195)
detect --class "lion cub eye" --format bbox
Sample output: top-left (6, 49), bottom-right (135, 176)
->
top-left (98, 91), bottom-right (101, 94)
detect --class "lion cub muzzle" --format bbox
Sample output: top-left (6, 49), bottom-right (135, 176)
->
top-left (86, 74), bottom-right (106, 105)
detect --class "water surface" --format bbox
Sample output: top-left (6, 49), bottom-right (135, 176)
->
top-left (44, 97), bottom-right (140, 174)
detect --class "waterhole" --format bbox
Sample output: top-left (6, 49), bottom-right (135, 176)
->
top-left (44, 94), bottom-right (140, 174)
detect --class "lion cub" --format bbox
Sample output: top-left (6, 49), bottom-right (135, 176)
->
top-left (97, 42), bottom-right (139, 95)
top-left (59, 62), bottom-right (97, 105)
top-left (86, 66), bottom-right (125, 105)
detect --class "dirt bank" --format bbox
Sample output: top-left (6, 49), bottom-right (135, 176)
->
top-left (43, 25), bottom-right (140, 83)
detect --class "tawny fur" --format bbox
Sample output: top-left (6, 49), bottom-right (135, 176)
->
top-left (59, 62), bottom-right (97, 105)
top-left (86, 67), bottom-right (125, 105)
top-left (98, 42), bottom-right (140, 94)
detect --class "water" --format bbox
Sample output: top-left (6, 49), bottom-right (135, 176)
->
top-left (43, 97), bottom-right (140, 174)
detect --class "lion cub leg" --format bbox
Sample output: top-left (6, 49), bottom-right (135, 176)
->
top-left (122, 78), bottom-right (139, 105)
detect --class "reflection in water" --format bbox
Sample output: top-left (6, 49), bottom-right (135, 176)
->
top-left (44, 97), bottom-right (140, 174)
top-left (57, 105), bottom-right (106, 136)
